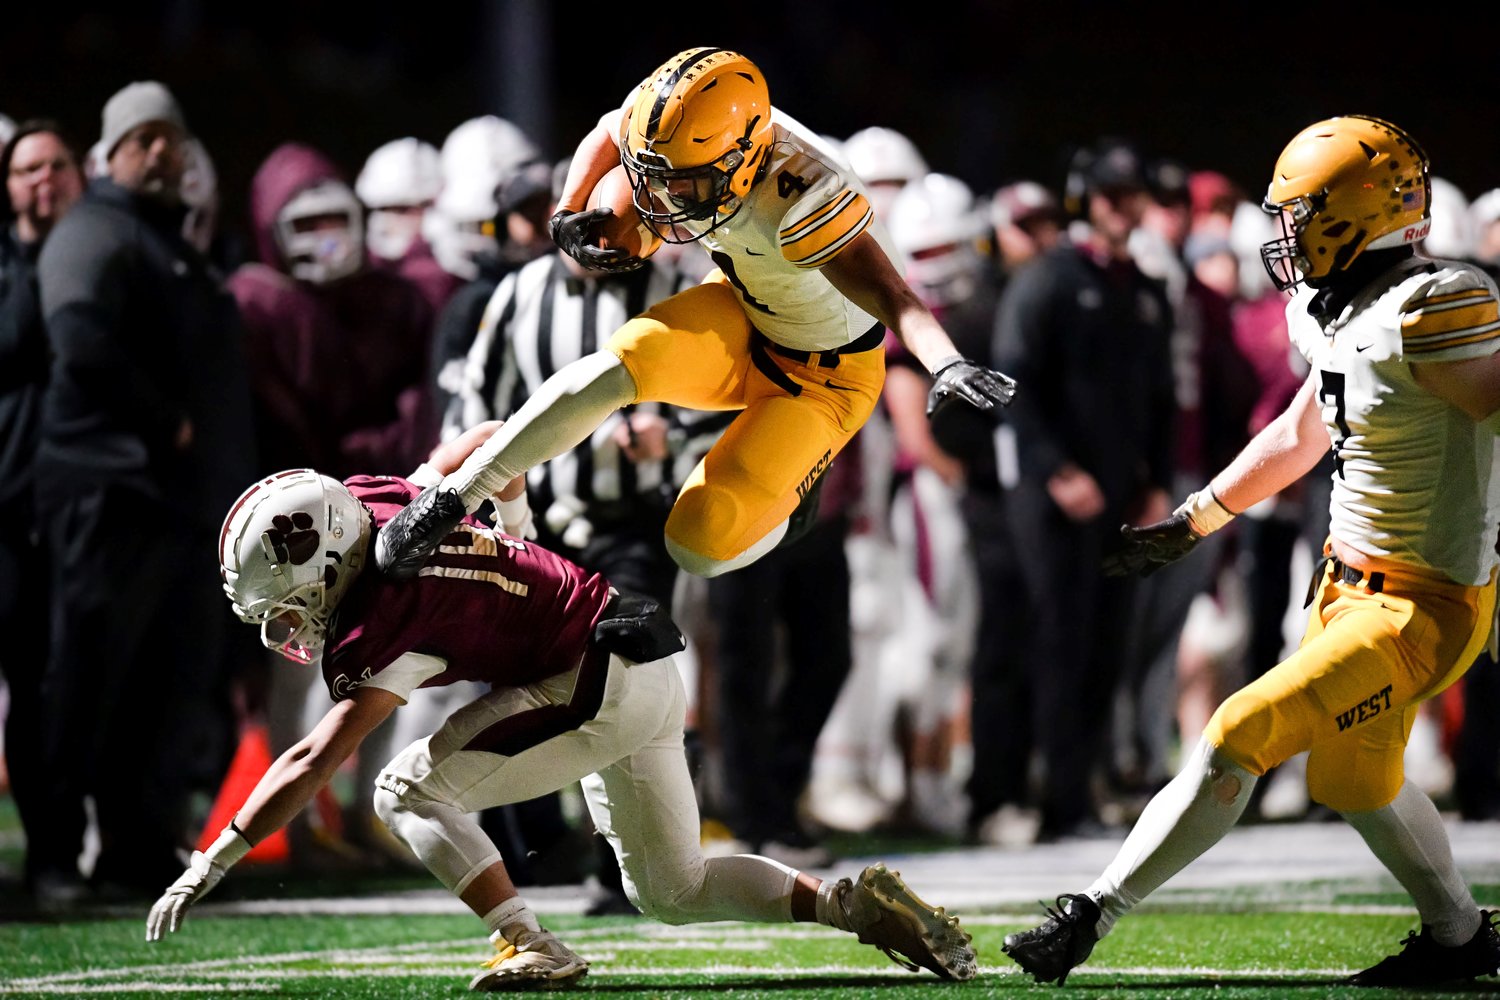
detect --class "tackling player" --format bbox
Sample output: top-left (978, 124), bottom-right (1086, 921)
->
top-left (373, 46), bottom-right (1015, 582)
top-left (144, 421), bottom-right (978, 991)
top-left (1002, 115), bottom-right (1500, 988)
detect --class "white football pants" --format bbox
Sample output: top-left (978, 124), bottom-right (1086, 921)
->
top-left (373, 653), bottom-right (798, 924)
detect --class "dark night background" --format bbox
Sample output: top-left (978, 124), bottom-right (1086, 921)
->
top-left (8, 1), bottom-right (1498, 254)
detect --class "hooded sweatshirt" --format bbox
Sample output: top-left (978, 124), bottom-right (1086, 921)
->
top-left (229, 142), bottom-right (436, 480)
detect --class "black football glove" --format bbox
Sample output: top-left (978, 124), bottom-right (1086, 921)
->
top-left (548, 209), bottom-right (644, 272)
top-left (374, 486), bottom-right (467, 581)
top-left (926, 359), bottom-right (1018, 418)
top-left (1101, 512), bottom-right (1202, 578)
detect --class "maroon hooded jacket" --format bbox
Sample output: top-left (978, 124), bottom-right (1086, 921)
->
top-left (229, 142), bottom-right (437, 480)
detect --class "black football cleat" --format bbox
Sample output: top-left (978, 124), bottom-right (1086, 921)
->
top-left (1348, 910), bottom-right (1500, 987)
top-left (374, 486), bottom-right (467, 580)
top-left (1002, 893), bottom-right (1102, 985)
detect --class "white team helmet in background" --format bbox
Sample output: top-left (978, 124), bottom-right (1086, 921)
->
top-left (274, 179), bottom-right (366, 285)
top-left (843, 125), bottom-right (929, 222)
top-left (1424, 175), bottom-right (1476, 260)
top-left (356, 137), bottom-right (443, 261)
top-left (179, 136), bottom-right (219, 253)
top-left (887, 172), bottom-right (985, 308)
top-left (423, 115), bottom-right (541, 280)
top-left (219, 470), bottom-right (373, 664)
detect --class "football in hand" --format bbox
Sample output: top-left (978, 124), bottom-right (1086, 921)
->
top-left (586, 164), bottom-right (663, 262)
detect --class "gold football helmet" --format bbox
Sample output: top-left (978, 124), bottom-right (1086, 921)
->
top-left (620, 47), bottom-right (773, 242)
top-left (1260, 115), bottom-right (1430, 292)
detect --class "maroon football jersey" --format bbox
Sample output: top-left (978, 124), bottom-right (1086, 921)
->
top-left (321, 475), bottom-right (614, 701)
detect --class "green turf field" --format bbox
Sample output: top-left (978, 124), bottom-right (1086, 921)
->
top-left (3, 885), bottom-right (1498, 998)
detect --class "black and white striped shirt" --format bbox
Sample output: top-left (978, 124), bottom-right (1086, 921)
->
top-left (440, 252), bottom-right (731, 528)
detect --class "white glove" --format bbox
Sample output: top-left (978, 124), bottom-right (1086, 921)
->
top-left (146, 851), bottom-right (226, 941)
top-left (145, 824), bottom-right (249, 941)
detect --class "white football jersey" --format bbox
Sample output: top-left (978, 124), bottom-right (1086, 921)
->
top-left (604, 105), bottom-right (899, 351)
top-left (1288, 255), bottom-right (1500, 584)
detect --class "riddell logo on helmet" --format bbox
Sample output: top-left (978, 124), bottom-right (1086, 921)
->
top-left (1403, 220), bottom-right (1431, 243)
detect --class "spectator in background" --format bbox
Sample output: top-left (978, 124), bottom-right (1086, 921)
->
top-left (356, 136), bottom-right (457, 318)
top-left (992, 135), bottom-right (1176, 841)
top-left (1120, 160), bottom-right (1258, 808)
top-left (228, 139), bottom-right (437, 868)
top-left (33, 81), bottom-right (255, 904)
top-left (232, 141), bottom-right (436, 478)
top-left (0, 119), bottom-right (84, 897)
top-left (872, 172), bottom-right (987, 838)
top-left (842, 126), bottom-right (929, 223)
top-left (427, 117), bottom-right (551, 448)
top-left (951, 179), bottom-right (1064, 848)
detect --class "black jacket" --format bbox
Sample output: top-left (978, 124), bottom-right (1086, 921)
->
top-left (0, 226), bottom-right (47, 509)
top-left (992, 242), bottom-right (1176, 515)
top-left (36, 179), bottom-right (255, 526)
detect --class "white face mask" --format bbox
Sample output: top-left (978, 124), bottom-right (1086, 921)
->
top-left (275, 181), bottom-right (366, 285)
top-left (366, 207), bottom-right (425, 261)
top-left (282, 224), bottom-right (363, 284)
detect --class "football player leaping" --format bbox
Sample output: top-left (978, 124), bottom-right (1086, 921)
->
top-left (145, 421), bottom-right (978, 991)
top-left (373, 46), bottom-right (1015, 583)
top-left (1002, 116), bottom-right (1500, 989)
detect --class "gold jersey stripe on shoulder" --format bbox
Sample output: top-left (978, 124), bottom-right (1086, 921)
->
top-left (1402, 286), bottom-right (1500, 354)
top-left (779, 190), bottom-right (873, 268)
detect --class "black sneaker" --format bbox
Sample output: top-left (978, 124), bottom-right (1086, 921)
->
top-left (1002, 893), bottom-right (1102, 985)
top-left (1349, 910), bottom-right (1500, 987)
top-left (374, 486), bottom-right (467, 580)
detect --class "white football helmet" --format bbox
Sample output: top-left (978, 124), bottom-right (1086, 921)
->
top-left (275, 180), bottom-right (366, 285)
top-left (179, 136), bottom-right (219, 254)
top-left (887, 172), bottom-right (984, 308)
top-left (1424, 175), bottom-right (1475, 260)
top-left (424, 115), bottom-right (541, 279)
top-left (843, 126), bottom-right (929, 186)
top-left (357, 137), bottom-right (443, 261)
top-left (843, 126), bottom-right (928, 223)
top-left (219, 470), bottom-right (372, 663)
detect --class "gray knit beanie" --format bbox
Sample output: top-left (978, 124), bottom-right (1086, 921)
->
top-left (100, 81), bottom-right (186, 157)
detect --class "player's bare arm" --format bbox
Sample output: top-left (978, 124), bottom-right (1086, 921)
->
top-left (1207, 374), bottom-right (1332, 516)
top-left (821, 231), bottom-right (1016, 415)
top-left (235, 687), bottom-right (403, 845)
top-left (1105, 375), bottom-right (1331, 578)
top-left (146, 687), bottom-right (401, 941)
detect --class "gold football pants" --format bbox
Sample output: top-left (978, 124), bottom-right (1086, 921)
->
top-left (605, 274), bottom-right (884, 562)
top-left (1205, 557), bottom-right (1496, 811)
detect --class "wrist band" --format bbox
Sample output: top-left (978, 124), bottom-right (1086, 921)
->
top-left (1177, 486), bottom-right (1238, 536)
top-left (928, 353), bottom-right (964, 377)
top-left (206, 822), bottom-right (253, 868)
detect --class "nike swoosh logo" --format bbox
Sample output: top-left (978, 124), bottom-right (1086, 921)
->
top-left (746, 249), bottom-right (764, 256)
top-left (824, 380), bottom-right (856, 392)
top-left (1356, 343), bottom-right (1373, 352)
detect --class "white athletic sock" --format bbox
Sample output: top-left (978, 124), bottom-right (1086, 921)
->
top-left (445, 351), bottom-right (637, 509)
top-left (1340, 780), bottom-right (1480, 947)
top-left (1087, 737), bottom-right (1256, 936)
top-left (483, 895), bottom-right (540, 938)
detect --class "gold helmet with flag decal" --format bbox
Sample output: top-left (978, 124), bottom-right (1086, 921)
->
top-left (620, 47), bottom-right (774, 242)
top-left (1260, 115), bottom-right (1431, 292)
